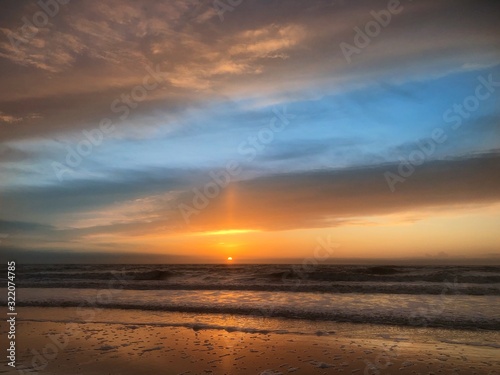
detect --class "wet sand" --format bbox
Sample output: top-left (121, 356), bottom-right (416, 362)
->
top-left (3, 307), bottom-right (499, 375)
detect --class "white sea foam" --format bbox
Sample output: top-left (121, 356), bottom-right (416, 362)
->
top-left (6, 287), bottom-right (500, 330)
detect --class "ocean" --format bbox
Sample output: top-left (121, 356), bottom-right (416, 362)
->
top-left (8, 264), bottom-right (500, 333)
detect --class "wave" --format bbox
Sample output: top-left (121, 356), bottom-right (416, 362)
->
top-left (13, 265), bottom-right (500, 283)
top-left (14, 280), bottom-right (500, 295)
top-left (270, 267), bottom-right (500, 283)
top-left (14, 270), bottom-right (174, 281)
top-left (16, 299), bottom-right (500, 331)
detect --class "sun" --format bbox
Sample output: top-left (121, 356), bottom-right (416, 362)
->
top-left (227, 256), bottom-right (233, 261)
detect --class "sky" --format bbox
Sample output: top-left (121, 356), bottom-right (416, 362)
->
top-left (0, 0), bottom-right (499, 263)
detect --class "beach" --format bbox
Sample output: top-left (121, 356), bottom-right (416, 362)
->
top-left (2, 264), bottom-right (499, 374)
top-left (4, 307), bottom-right (500, 375)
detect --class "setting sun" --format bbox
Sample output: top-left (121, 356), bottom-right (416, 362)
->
top-left (227, 257), bottom-right (233, 261)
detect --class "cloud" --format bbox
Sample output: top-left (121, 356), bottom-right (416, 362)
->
top-left (181, 153), bottom-right (500, 231)
top-left (0, 246), bottom-right (198, 264)
top-left (6, 153), bottom-right (499, 238)
top-left (0, 111), bottom-right (22, 124)
top-left (0, 0), bottom-right (499, 257)
top-left (0, 167), bottom-right (201, 221)
top-left (0, 219), bottom-right (54, 233)
top-left (0, 0), bottom-right (498, 143)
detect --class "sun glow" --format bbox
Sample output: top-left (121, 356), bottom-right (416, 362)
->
top-left (227, 256), bottom-right (233, 261)
top-left (192, 229), bottom-right (259, 236)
